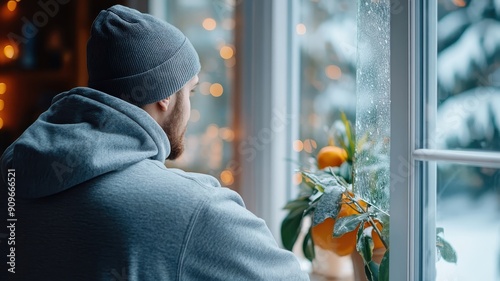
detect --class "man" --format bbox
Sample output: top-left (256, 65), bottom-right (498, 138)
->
top-left (0, 5), bottom-right (309, 281)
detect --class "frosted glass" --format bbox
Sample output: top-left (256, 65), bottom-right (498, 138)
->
top-left (354, 0), bottom-right (391, 211)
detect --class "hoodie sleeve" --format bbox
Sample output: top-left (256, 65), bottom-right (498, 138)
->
top-left (178, 187), bottom-right (310, 281)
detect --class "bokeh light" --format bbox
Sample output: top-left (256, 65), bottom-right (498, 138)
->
top-left (296, 23), bottom-right (306, 35)
top-left (325, 65), bottom-right (342, 80)
top-left (209, 83), bottom-right (223, 97)
top-left (303, 139), bottom-right (317, 153)
top-left (293, 172), bottom-right (303, 185)
top-left (7, 0), bottom-right (17, 12)
top-left (202, 18), bottom-right (217, 31)
top-left (293, 140), bottom-right (304, 152)
top-left (220, 170), bottom-right (234, 185)
top-left (219, 45), bottom-right (234, 60)
top-left (4, 45), bottom-right (15, 59)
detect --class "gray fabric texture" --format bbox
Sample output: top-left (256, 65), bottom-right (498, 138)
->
top-left (0, 87), bottom-right (309, 281)
top-left (87, 5), bottom-right (201, 106)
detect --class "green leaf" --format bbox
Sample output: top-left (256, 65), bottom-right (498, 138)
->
top-left (333, 213), bottom-right (368, 237)
top-left (379, 250), bottom-right (389, 281)
top-left (436, 235), bottom-right (457, 264)
top-left (356, 224), bottom-right (374, 263)
top-left (338, 162), bottom-right (352, 183)
top-left (436, 227), bottom-right (444, 236)
top-left (375, 213), bottom-right (390, 248)
top-left (302, 228), bottom-right (315, 262)
top-left (280, 203), bottom-right (308, 251)
top-left (283, 197), bottom-right (310, 210)
top-left (340, 112), bottom-right (355, 159)
top-left (301, 171), bottom-right (341, 190)
top-left (364, 261), bottom-right (379, 281)
top-left (312, 186), bottom-right (344, 226)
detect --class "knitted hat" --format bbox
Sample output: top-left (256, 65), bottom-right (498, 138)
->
top-left (87, 5), bottom-right (200, 106)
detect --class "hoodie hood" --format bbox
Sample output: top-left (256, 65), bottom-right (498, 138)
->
top-left (1, 87), bottom-right (170, 199)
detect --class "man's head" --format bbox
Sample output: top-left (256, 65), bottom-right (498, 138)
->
top-left (142, 75), bottom-right (198, 160)
top-left (86, 5), bottom-right (200, 160)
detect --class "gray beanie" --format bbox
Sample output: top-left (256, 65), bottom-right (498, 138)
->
top-left (87, 5), bottom-right (200, 106)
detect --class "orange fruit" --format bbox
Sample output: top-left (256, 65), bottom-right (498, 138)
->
top-left (311, 193), bottom-right (367, 256)
top-left (317, 146), bottom-right (348, 169)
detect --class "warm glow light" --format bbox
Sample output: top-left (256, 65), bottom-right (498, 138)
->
top-left (452, 0), bottom-right (466, 7)
top-left (293, 172), bottom-right (303, 185)
top-left (7, 0), bottom-right (17, 12)
top-left (0, 99), bottom-right (4, 111)
top-left (325, 65), bottom-right (342, 80)
top-left (296, 23), bottom-right (306, 35)
top-left (219, 127), bottom-right (235, 142)
top-left (209, 83), bottom-right (223, 97)
top-left (202, 18), bottom-right (217, 31)
top-left (219, 45), bottom-right (234, 60)
top-left (199, 82), bottom-right (211, 95)
top-left (222, 18), bottom-right (235, 30)
top-left (190, 109), bottom-right (200, 123)
top-left (0, 83), bottom-right (6, 95)
top-left (293, 140), bottom-right (304, 152)
top-left (220, 170), bottom-right (234, 185)
top-left (4, 45), bottom-right (15, 59)
top-left (308, 113), bottom-right (319, 126)
top-left (225, 57), bottom-right (236, 68)
top-left (0, 117), bottom-right (3, 129)
top-left (206, 124), bottom-right (219, 138)
top-left (303, 139), bottom-right (317, 153)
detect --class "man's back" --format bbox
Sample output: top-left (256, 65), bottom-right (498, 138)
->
top-left (1, 87), bottom-right (309, 280)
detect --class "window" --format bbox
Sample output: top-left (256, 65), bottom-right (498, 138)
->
top-left (150, 0), bottom-right (237, 188)
top-left (419, 1), bottom-right (500, 280)
top-left (390, 1), bottom-right (500, 280)
top-left (148, 1), bottom-right (500, 279)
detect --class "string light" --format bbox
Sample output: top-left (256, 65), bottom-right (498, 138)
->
top-left (219, 127), bottom-right (235, 142)
top-left (202, 18), bottom-right (217, 31)
top-left (209, 83), bottom-right (223, 97)
top-left (293, 140), bottom-right (304, 152)
top-left (293, 172), bottom-right (303, 185)
top-left (0, 117), bottom-right (3, 129)
top-left (206, 124), bottom-right (219, 138)
top-left (220, 170), bottom-right (234, 185)
top-left (452, 0), bottom-right (466, 7)
top-left (296, 23), bottom-right (306, 35)
top-left (303, 139), bottom-right (317, 153)
top-left (325, 65), bottom-right (342, 80)
top-left (7, 0), bottom-right (17, 12)
top-left (4, 45), bottom-right (15, 59)
top-left (0, 83), bottom-right (6, 95)
top-left (219, 45), bottom-right (234, 60)
top-left (0, 99), bottom-right (4, 111)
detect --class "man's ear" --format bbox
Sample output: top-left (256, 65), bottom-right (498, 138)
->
top-left (157, 97), bottom-right (170, 112)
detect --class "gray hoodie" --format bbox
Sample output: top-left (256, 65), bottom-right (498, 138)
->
top-left (0, 87), bottom-right (309, 281)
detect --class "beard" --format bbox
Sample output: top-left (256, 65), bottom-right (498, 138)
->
top-left (161, 93), bottom-right (187, 160)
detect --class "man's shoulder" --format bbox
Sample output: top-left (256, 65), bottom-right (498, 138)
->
top-left (97, 159), bottom-right (231, 203)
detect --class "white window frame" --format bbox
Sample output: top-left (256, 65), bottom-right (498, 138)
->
top-left (392, 1), bottom-right (500, 280)
top-left (236, 0), bottom-right (299, 241)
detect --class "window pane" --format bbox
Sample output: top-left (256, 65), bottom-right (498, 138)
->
top-left (297, 0), bottom-right (357, 160)
top-left (161, 1), bottom-right (236, 186)
top-left (355, 0), bottom-right (391, 211)
top-left (433, 1), bottom-right (500, 152)
top-left (433, 162), bottom-right (500, 280)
